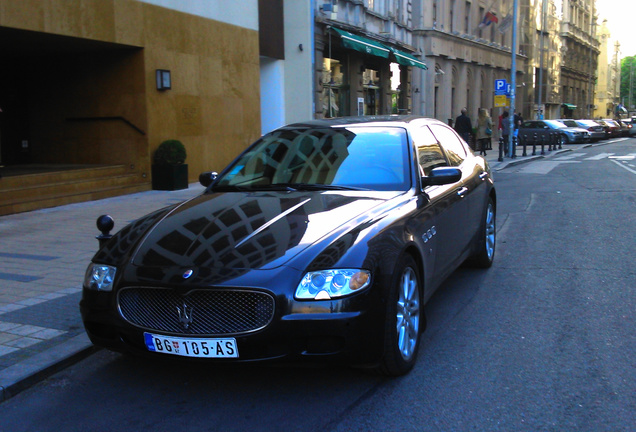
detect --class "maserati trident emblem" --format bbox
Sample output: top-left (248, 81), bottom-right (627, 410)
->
top-left (176, 302), bottom-right (193, 329)
top-left (182, 269), bottom-right (194, 279)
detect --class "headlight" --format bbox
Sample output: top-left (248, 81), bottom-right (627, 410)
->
top-left (295, 269), bottom-right (371, 300)
top-left (84, 263), bottom-right (117, 291)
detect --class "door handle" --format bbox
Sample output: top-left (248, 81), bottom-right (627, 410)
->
top-left (456, 187), bottom-right (469, 197)
top-left (479, 172), bottom-right (488, 180)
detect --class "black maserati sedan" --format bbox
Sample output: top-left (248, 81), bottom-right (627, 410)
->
top-left (80, 116), bottom-right (496, 376)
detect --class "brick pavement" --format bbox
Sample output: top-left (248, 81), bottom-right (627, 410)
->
top-left (0, 184), bottom-right (205, 400)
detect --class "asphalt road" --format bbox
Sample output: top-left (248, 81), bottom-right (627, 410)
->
top-left (0, 139), bottom-right (634, 432)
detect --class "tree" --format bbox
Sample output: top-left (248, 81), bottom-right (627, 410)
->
top-left (620, 56), bottom-right (636, 111)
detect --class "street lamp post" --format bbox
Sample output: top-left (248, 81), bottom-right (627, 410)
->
top-left (508, 0), bottom-right (519, 158)
top-left (537, 0), bottom-right (547, 120)
top-left (630, 60), bottom-right (634, 112)
top-left (588, 19), bottom-right (596, 119)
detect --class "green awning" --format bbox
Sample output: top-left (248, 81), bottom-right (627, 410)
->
top-left (562, 103), bottom-right (577, 109)
top-left (331, 27), bottom-right (390, 58)
top-left (389, 47), bottom-right (428, 69)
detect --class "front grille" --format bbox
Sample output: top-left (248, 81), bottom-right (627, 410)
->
top-left (118, 287), bottom-right (275, 335)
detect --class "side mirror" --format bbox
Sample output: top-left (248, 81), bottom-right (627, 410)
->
top-left (421, 167), bottom-right (462, 187)
top-left (199, 171), bottom-right (218, 187)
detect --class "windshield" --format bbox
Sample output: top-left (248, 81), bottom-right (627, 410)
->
top-left (545, 120), bottom-right (567, 129)
top-left (214, 126), bottom-right (411, 192)
top-left (560, 120), bottom-right (578, 127)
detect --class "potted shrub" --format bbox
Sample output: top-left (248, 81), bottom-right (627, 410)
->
top-left (151, 139), bottom-right (188, 190)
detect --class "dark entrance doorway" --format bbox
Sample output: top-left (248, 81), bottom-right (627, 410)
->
top-left (0, 26), bottom-right (145, 170)
top-left (0, 26), bottom-right (149, 215)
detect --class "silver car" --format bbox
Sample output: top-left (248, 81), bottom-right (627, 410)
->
top-left (557, 119), bottom-right (605, 141)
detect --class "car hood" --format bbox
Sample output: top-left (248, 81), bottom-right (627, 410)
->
top-left (122, 190), bottom-right (395, 272)
top-left (561, 127), bottom-right (588, 133)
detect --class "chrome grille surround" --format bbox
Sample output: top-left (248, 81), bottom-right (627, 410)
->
top-left (118, 287), bottom-right (275, 336)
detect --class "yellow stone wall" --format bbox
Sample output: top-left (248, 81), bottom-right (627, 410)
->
top-left (0, 0), bottom-right (261, 181)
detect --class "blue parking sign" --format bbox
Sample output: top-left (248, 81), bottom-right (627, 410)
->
top-left (495, 79), bottom-right (507, 95)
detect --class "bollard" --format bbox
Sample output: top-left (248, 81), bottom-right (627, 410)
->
top-left (522, 134), bottom-right (528, 156)
top-left (558, 133), bottom-right (563, 149)
top-left (512, 135), bottom-right (517, 159)
top-left (96, 215), bottom-right (114, 248)
top-left (548, 132), bottom-right (553, 152)
top-left (532, 132), bottom-right (538, 156)
top-left (540, 134), bottom-right (546, 155)
top-left (498, 136), bottom-right (504, 162)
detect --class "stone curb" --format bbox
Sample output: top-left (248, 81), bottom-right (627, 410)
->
top-left (0, 334), bottom-right (97, 402)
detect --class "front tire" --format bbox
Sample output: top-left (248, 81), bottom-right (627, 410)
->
top-left (377, 255), bottom-right (423, 376)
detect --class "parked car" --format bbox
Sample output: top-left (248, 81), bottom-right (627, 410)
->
top-left (614, 118), bottom-right (632, 137)
top-left (80, 116), bottom-right (497, 377)
top-left (556, 119), bottom-right (605, 142)
top-left (626, 118), bottom-right (636, 136)
top-left (597, 119), bottom-right (621, 138)
top-left (518, 119), bottom-right (589, 144)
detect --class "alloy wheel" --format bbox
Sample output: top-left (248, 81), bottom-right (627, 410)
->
top-left (485, 202), bottom-right (496, 261)
top-left (396, 267), bottom-right (420, 361)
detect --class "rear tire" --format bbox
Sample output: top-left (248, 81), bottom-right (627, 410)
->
top-left (470, 197), bottom-right (496, 268)
top-left (377, 255), bottom-right (423, 376)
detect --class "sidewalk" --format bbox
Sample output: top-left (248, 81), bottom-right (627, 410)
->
top-left (484, 138), bottom-right (568, 171)
top-left (0, 140), bottom-right (601, 401)
top-left (0, 184), bottom-right (205, 401)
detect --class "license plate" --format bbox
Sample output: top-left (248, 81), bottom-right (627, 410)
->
top-left (144, 333), bottom-right (238, 358)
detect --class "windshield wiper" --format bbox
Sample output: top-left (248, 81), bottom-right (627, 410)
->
top-left (276, 183), bottom-right (369, 191)
top-left (213, 183), bottom-right (368, 192)
top-left (210, 184), bottom-right (255, 192)
top-left (213, 184), bottom-right (299, 192)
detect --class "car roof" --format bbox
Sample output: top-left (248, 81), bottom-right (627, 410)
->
top-left (281, 115), bottom-right (447, 130)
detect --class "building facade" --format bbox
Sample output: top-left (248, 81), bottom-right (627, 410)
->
top-left (518, 0), bottom-right (562, 120)
top-left (313, 1), bottom-right (427, 121)
top-left (414, 0), bottom-right (522, 125)
top-left (559, 0), bottom-right (599, 119)
top-left (593, 20), bottom-right (621, 118)
top-left (307, 0), bottom-right (524, 127)
top-left (3, 0), bottom-right (608, 216)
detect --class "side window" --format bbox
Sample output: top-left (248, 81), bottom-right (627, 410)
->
top-left (411, 126), bottom-right (448, 176)
top-left (429, 124), bottom-right (467, 167)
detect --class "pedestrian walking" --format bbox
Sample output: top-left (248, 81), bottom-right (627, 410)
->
top-left (514, 112), bottom-right (523, 137)
top-left (454, 108), bottom-right (473, 147)
top-left (476, 108), bottom-right (493, 156)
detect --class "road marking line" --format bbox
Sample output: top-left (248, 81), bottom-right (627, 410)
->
top-left (610, 159), bottom-right (636, 175)
top-left (585, 153), bottom-right (614, 160)
top-left (555, 153), bottom-right (587, 160)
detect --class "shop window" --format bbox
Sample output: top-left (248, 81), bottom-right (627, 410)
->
top-left (362, 68), bottom-right (381, 115)
top-left (390, 63), bottom-right (400, 114)
top-left (322, 57), bottom-right (349, 118)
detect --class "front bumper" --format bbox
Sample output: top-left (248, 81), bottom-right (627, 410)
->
top-left (80, 284), bottom-right (386, 365)
top-left (564, 133), bottom-right (588, 143)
